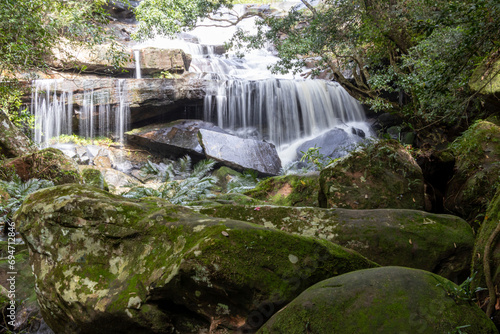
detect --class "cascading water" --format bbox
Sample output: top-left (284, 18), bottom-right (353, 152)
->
top-left (31, 79), bottom-right (130, 147)
top-left (137, 3), bottom-right (373, 163)
top-left (134, 49), bottom-right (142, 79)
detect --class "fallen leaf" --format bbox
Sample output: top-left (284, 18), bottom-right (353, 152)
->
top-left (221, 231), bottom-right (229, 237)
top-left (254, 207), bottom-right (261, 211)
top-left (409, 239), bottom-right (412, 245)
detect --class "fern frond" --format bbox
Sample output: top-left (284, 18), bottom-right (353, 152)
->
top-left (192, 159), bottom-right (217, 178)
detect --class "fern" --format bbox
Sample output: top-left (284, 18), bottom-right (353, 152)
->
top-left (227, 170), bottom-right (259, 193)
top-left (0, 175), bottom-right (54, 224)
top-left (122, 158), bottom-right (217, 204)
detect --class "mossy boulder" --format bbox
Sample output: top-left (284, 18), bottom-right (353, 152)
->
top-left (0, 110), bottom-right (34, 159)
top-left (445, 120), bottom-right (500, 224)
top-left (81, 168), bottom-right (109, 191)
top-left (79, 165), bottom-right (140, 194)
top-left (15, 184), bottom-right (377, 334)
top-left (212, 166), bottom-right (241, 192)
top-left (200, 205), bottom-right (473, 281)
top-left (258, 267), bottom-right (498, 334)
top-left (0, 147), bottom-right (80, 184)
top-left (319, 139), bottom-right (425, 210)
top-left (471, 188), bottom-right (500, 325)
top-left (245, 173), bottom-right (320, 207)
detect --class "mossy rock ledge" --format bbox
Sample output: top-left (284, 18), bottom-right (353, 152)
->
top-left (445, 120), bottom-right (500, 223)
top-left (0, 147), bottom-right (80, 184)
top-left (15, 184), bottom-right (377, 334)
top-left (200, 205), bottom-right (474, 282)
top-left (319, 139), bottom-right (425, 210)
top-left (258, 267), bottom-right (498, 334)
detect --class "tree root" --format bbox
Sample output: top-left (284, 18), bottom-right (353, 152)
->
top-left (484, 220), bottom-right (500, 317)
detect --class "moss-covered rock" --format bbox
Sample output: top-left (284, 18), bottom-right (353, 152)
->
top-left (258, 267), bottom-right (498, 334)
top-left (81, 168), bottom-right (109, 191)
top-left (79, 165), bottom-right (140, 194)
top-left (15, 184), bottom-right (377, 334)
top-left (200, 205), bottom-right (473, 281)
top-left (470, 52), bottom-right (500, 113)
top-left (245, 173), bottom-right (320, 207)
top-left (0, 147), bottom-right (80, 184)
top-left (471, 188), bottom-right (500, 325)
top-left (212, 166), bottom-right (241, 192)
top-left (319, 139), bottom-right (425, 210)
top-left (445, 120), bottom-right (500, 224)
top-left (0, 110), bottom-right (35, 159)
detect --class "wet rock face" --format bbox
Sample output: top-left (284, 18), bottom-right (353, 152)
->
top-left (126, 120), bottom-right (283, 176)
top-left (258, 267), bottom-right (498, 334)
top-left (319, 139), bottom-right (425, 210)
top-left (15, 184), bottom-right (376, 334)
top-left (200, 205), bottom-right (474, 282)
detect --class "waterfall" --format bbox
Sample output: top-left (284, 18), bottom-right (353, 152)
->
top-left (134, 50), bottom-right (142, 79)
top-left (31, 79), bottom-right (130, 147)
top-left (203, 77), bottom-right (367, 149)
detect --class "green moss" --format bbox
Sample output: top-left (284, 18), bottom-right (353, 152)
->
top-left (258, 267), bottom-right (498, 334)
top-left (15, 184), bottom-right (377, 332)
top-left (245, 174), bottom-right (320, 207)
top-left (82, 168), bottom-right (109, 191)
top-left (446, 120), bottom-right (500, 223)
top-left (200, 205), bottom-right (474, 281)
top-left (319, 140), bottom-right (424, 210)
top-left (470, 55), bottom-right (500, 95)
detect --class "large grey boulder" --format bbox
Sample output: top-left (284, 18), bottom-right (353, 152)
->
top-left (199, 128), bottom-right (282, 176)
top-left (125, 119), bottom-right (226, 160)
top-left (126, 120), bottom-right (283, 176)
top-left (15, 184), bottom-right (376, 334)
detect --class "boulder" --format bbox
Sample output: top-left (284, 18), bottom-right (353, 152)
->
top-left (0, 110), bottom-right (34, 158)
top-left (258, 267), bottom-right (498, 334)
top-left (245, 174), bottom-right (320, 207)
top-left (199, 128), bottom-right (282, 176)
top-left (296, 128), bottom-right (364, 161)
top-left (78, 165), bottom-right (140, 194)
top-left (200, 205), bottom-right (474, 281)
top-left (138, 47), bottom-right (192, 75)
top-left (319, 139), bottom-right (425, 210)
top-left (81, 168), bottom-right (109, 191)
top-left (471, 188), bottom-right (500, 325)
top-left (15, 184), bottom-right (377, 334)
top-left (48, 43), bottom-right (192, 76)
top-left (445, 120), bottom-right (500, 223)
top-left (0, 148), bottom-right (80, 184)
top-left (125, 119), bottom-right (225, 160)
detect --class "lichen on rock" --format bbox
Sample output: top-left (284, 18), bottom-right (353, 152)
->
top-left (15, 184), bottom-right (377, 333)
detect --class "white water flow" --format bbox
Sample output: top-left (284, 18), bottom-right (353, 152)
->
top-left (134, 50), bottom-right (142, 79)
top-left (32, 79), bottom-right (130, 147)
top-left (137, 4), bottom-right (372, 162)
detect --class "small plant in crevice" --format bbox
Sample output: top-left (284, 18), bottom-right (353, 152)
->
top-left (434, 272), bottom-right (486, 304)
top-left (0, 175), bottom-right (54, 225)
top-left (123, 157), bottom-right (217, 205)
